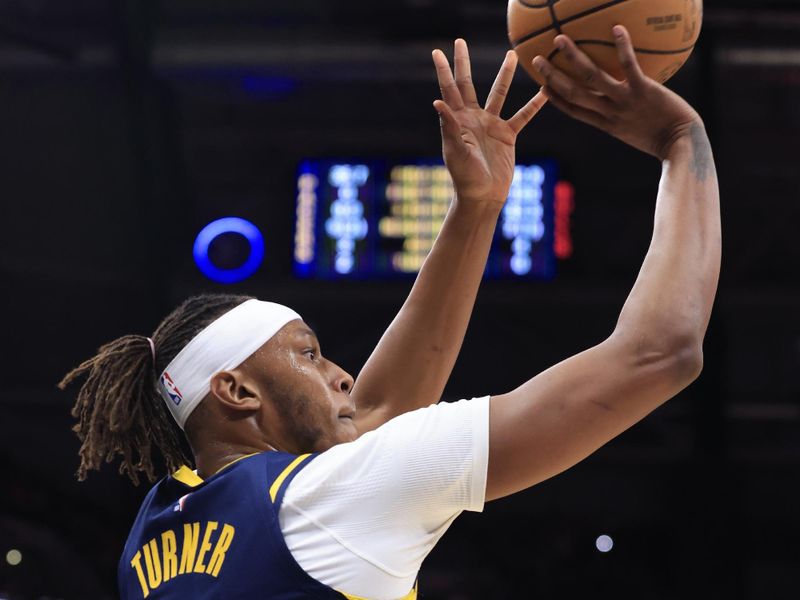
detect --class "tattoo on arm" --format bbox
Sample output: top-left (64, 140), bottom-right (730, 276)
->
top-left (689, 122), bottom-right (714, 183)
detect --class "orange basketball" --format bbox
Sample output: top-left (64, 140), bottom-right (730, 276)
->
top-left (508, 0), bottom-right (703, 85)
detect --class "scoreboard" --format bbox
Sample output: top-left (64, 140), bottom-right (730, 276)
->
top-left (294, 159), bottom-right (569, 280)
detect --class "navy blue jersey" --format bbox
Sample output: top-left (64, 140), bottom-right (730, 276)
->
top-left (119, 452), bottom-right (364, 599)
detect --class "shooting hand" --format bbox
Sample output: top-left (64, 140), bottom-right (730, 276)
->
top-left (432, 39), bottom-right (547, 208)
top-left (533, 26), bottom-right (701, 160)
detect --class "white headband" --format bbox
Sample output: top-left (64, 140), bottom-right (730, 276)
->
top-left (157, 299), bottom-right (302, 429)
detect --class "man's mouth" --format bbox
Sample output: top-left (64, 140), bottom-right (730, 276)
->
top-left (338, 408), bottom-right (356, 422)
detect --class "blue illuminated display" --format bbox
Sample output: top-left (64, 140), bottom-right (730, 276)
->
top-left (503, 165), bottom-right (547, 276)
top-left (193, 217), bottom-right (264, 284)
top-left (293, 159), bottom-right (559, 280)
top-left (324, 164), bottom-right (370, 274)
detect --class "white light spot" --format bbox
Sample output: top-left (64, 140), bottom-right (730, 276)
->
top-left (6, 549), bottom-right (22, 566)
top-left (510, 254), bottom-right (532, 275)
top-left (595, 535), bottom-right (614, 553)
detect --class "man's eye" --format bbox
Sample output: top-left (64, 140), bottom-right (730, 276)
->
top-left (304, 349), bottom-right (317, 360)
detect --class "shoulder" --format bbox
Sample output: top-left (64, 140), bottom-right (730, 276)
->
top-left (286, 396), bottom-right (490, 498)
top-left (328, 397), bottom-right (487, 459)
top-left (362, 396), bottom-right (490, 443)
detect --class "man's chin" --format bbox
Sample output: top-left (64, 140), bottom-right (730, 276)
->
top-left (337, 417), bottom-right (360, 443)
top-left (309, 424), bottom-right (358, 453)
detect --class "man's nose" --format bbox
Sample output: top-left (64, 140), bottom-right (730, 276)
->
top-left (330, 362), bottom-right (354, 394)
top-left (337, 370), bottom-right (354, 394)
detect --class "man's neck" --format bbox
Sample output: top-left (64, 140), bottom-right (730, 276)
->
top-left (193, 442), bottom-right (274, 479)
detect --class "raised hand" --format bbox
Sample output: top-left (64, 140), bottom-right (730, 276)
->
top-left (433, 39), bottom-right (547, 209)
top-left (533, 26), bottom-right (701, 160)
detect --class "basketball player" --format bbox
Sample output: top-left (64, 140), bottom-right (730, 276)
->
top-left (60, 27), bottom-right (719, 600)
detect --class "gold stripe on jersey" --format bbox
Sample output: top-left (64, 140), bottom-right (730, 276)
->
top-left (269, 453), bottom-right (312, 502)
top-left (339, 581), bottom-right (418, 600)
top-left (213, 452), bottom-right (259, 475)
top-left (172, 466), bottom-right (204, 488)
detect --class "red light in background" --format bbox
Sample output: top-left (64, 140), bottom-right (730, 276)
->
top-left (554, 181), bottom-right (575, 260)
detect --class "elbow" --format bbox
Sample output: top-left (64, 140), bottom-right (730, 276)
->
top-left (645, 337), bottom-right (705, 390)
top-left (613, 329), bottom-right (704, 386)
top-left (670, 340), bottom-right (704, 385)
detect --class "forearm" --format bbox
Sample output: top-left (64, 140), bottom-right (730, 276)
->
top-left (614, 122), bottom-right (721, 356)
top-left (351, 196), bottom-right (501, 427)
top-left (350, 38), bottom-right (544, 431)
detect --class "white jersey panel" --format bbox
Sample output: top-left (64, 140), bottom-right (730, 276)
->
top-left (279, 397), bottom-right (490, 600)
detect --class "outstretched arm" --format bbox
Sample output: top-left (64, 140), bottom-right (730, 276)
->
top-left (352, 40), bottom-right (547, 433)
top-left (486, 27), bottom-right (721, 500)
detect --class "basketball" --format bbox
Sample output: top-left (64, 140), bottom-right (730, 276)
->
top-left (508, 0), bottom-right (703, 85)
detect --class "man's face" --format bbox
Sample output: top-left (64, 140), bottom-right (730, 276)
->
top-left (241, 319), bottom-right (357, 454)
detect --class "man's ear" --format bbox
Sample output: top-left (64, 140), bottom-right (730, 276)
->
top-left (209, 370), bottom-right (262, 413)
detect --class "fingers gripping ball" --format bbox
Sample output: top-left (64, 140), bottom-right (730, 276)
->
top-left (508, 0), bottom-right (703, 84)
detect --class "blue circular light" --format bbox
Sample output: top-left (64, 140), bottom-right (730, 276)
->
top-left (193, 217), bottom-right (264, 284)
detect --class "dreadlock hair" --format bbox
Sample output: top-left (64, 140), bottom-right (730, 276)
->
top-left (58, 293), bottom-right (254, 486)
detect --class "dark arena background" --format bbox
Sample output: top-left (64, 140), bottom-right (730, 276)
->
top-left (2, 0), bottom-right (799, 598)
